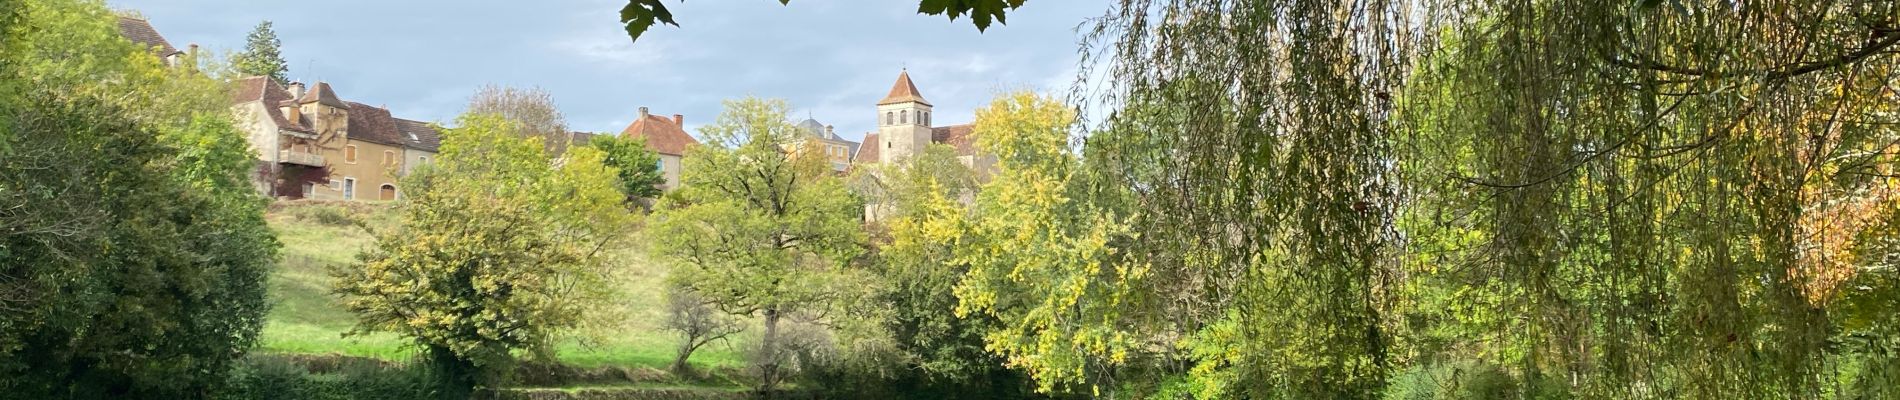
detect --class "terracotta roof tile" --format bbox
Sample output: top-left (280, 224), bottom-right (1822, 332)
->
top-left (619, 112), bottom-right (698, 156)
top-left (932, 124), bottom-right (977, 155)
top-left (877, 70), bottom-right (931, 106)
top-left (855, 133), bottom-right (880, 164)
top-left (300, 82), bottom-right (349, 108)
top-left (230, 76), bottom-right (314, 134)
top-left (116, 16), bottom-right (181, 58)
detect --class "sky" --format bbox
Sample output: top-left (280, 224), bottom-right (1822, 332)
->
top-left (109, 0), bottom-right (1108, 143)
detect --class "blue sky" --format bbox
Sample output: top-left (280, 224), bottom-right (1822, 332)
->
top-left (109, 0), bottom-right (1106, 142)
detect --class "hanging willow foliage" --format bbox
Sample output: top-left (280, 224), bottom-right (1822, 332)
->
top-left (1068, 0), bottom-right (1900, 398)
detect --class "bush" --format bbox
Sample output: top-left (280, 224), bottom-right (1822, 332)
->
top-left (219, 355), bottom-right (431, 400)
top-left (295, 205), bottom-right (361, 227)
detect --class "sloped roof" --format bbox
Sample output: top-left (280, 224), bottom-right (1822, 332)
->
top-left (877, 70), bottom-right (931, 106)
top-left (567, 131), bottom-right (599, 148)
top-left (117, 16), bottom-right (181, 58)
top-left (344, 102), bottom-right (405, 146)
top-left (231, 76), bottom-right (315, 134)
top-left (932, 124), bottom-right (978, 155)
top-left (619, 112), bottom-right (699, 156)
top-left (856, 133), bottom-right (880, 164)
top-left (395, 118), bottom-right (441, 152)
top-left (300, 82), bottom-right (350, 108)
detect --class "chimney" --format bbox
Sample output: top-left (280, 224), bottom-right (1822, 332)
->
top-left (638, 106), bottom-right (649, 120)
top-left (282, 101), bottom-right (300, 125)
top-left (288, 81), bottom-right (306, 99)
top-left (187, 43), bottom-right (199, 57)
top-left (672, 114), bottom-right (684, 127)
top-left (825, 125), bottom-right (834, 135)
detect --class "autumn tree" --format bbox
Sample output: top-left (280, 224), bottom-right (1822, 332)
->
top-left (466, 84), bottom-right (574, 154)
top-left (234, 20), bottom-right (288, 86)
top-left (647, 97), bottom-right (870, 394)
top-left (332, 113), bottom-right (629, 398)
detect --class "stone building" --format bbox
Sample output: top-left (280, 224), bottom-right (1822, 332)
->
top-left (854, 70), bottom-right (995, 222)
top-left (230, 78), bottom-right (439, 200)
top-left (618, 107), bottom-right (700, 191)
top-left (794, 118), bottom-right (861, 173)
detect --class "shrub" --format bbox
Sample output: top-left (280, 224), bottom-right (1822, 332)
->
top-left (219, 355), bottom-right (431, 400)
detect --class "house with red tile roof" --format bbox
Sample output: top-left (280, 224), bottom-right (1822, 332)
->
top-left (618, 107), bottom-right (701, 191)
top-left (230, 77), bottom-right (440, 200)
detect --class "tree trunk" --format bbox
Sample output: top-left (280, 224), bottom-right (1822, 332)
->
top-left (426, 344), bottom-right (479, 400)
top-left (757, 307), bottom-right (782, 396)
top-left (672, 340), bottom-right (695, 376)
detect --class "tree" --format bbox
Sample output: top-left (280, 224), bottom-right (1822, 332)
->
top-left (234, 20), bottom-right (288, 86)
top-left (647, 97), bottom-right (870, 394)
top-left (588, 134), bottom-right (666, 204)
top-left (618, 0), bottom-right (1027, 43)
top-left (332, 113), bottom-right (629, 398)
top-left (466, 84), bottom-right (573, 154)
top-left (662, 285), bottom-right (743, 376)
top-left (1, 0), bottom-right (277, 397)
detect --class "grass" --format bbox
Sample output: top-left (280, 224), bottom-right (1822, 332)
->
top-left (258, 200), bottom-right (747, 384)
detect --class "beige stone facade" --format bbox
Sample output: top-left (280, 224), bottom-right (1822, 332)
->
top-left (230, 78), bottom-right (439, 201)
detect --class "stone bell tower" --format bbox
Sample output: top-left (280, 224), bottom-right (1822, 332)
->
top-left (876, 69), bottom-right (934, 164)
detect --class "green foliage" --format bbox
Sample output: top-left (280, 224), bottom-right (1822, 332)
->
top-left (589, 134), bottom-right (667, 203)
top-left (618, 0), bottom-right (1026, 43)
top-left (234, 21), bottom-right (289, 86)
top-left (331, 113), bottom-right (632, 396)
top-left (648, 97), bottom-right (870, 392)
top-left (218, 356), bottom-right (432, 400)
top-left (0, 0), bottom-right (278, 397)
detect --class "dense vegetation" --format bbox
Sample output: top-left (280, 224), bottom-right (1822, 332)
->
top-left (0, 0), bottom-right (277, 397)
top-left (7, 0), bottom-right (1900, 399)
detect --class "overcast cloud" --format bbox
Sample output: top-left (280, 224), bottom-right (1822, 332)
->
top-left (108, 0), bottom-right (1108, 142)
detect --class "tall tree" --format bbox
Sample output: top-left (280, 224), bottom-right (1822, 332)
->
top-left (1, 0), bottom-right (278, 397)
top-left (466, 84), bottom-right (573, 154)
top-left (647, 97), bottom-right (870, 394)
top-left (234, 20), bottom-right (288, 86)
top-left (332, 113), bottom-right (629, 398)
top-left (587, 134), bottom-right (666, 204)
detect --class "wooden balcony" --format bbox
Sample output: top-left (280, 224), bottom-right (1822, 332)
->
top-left (279, 149), bottom-right (325, 167)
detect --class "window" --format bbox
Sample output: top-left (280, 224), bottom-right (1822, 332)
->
top-left (342, 178), bottom-right (356, 200)
top-left (924, 111), bottom-right (930, 126)
top-left (419, 156), bottom-right (429, 164)
top-left (379, 184), bottom-right (397, 201)
top-left (345, 145), bottom-right (358, 163)
top-left (384, 150), bottom-right (395, 166)
top-left (301, 182), bottom-right (315, 197)
top-left (885, 112), bottom-right (893, 126)
top-left (900, 110), bottom-right (908, 124)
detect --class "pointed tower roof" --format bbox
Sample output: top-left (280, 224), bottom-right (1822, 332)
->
top-left (877, 70), bottom-right (931, 106)
top-left (299, 82), bottom-right (349, 109)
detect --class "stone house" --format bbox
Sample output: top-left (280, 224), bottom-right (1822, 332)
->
top-left (230, 77), bottom-right (439, 200)
top-left (618, 107), bottom-right (700, 191)
top-left (793, 119), bottom-right (862, 173)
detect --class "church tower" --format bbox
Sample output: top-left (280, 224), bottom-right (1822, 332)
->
top-left (876, 70), bottom-right (934, 164)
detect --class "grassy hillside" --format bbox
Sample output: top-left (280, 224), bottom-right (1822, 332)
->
top-left (259, 201), bottom-right (746, 373)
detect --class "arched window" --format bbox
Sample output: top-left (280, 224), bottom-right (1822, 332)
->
top-left (379, 184), bottom-right (397, 201)
top-left (923, 111), bottom-right (930, 126)
top-left (901, 110), bottom-right (908, 124)
top-left (885, 112), bottom-right (893, 126)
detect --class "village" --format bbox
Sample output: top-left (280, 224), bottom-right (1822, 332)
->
top-left (121, 15), bottom-right (993, 210)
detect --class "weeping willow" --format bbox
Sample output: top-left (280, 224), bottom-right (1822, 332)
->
top-left (1073, 0), bottom-right (1900, 398)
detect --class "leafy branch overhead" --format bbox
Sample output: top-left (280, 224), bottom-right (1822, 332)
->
top-left (619, 0), bottom-right (1027, 42)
